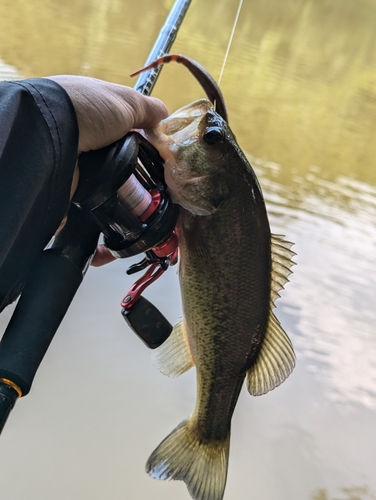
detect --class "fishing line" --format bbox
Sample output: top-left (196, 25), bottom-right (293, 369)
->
top-left (217, 0), bottom-right (244, 87)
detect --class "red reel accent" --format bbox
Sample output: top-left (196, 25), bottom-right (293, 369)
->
top-left (139, 190), bottom-right (161, 222)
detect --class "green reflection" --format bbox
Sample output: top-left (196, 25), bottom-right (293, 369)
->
top-left (0, 0), bottom-right (375, 187)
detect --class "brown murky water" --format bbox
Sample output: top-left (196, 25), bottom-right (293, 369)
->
top-left (0, 0), bottom-right (375, 499)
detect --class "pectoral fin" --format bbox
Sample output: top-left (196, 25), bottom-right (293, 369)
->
top-left (152, 319), bottom-right (194, 377)
top-left (246, 311), bottom-right (296, 396)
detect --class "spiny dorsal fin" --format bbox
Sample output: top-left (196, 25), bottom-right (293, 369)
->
top-left (270, 234), bottom-right (296, 308)
top-left (246, 311), bottom-right (295, 396)
top-left (151, 319), bottom-right (194, 377)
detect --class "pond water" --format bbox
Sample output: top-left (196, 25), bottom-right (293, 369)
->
top-left (0, 0), bottom-right (375, 499)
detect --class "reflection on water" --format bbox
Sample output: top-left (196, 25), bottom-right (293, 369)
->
top-left (251, 154), bottom-right (376, 410)
top-left (312, 487), bottom-right (376, 500)
top-left (0, 0), bottom-right (376, 499)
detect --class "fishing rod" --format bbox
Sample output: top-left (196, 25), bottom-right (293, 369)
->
top-left (0, 0), bottom-right (192, 435)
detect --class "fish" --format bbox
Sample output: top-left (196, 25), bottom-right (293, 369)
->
top-left (142, 98), bottom-right (296, 500)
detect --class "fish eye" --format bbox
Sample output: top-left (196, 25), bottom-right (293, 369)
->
top-left (203, 127), bottom-right (223, 145)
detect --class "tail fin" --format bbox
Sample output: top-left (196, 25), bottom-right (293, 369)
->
top-left (146, 419), bottom-right (230, 500)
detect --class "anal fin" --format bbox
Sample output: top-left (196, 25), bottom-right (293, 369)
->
top-left (152, 319), bottom-right (194, 377)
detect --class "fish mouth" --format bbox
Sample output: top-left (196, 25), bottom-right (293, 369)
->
top-left (145, 99), bottom-right (214, 151)
top-left (144, 99), bottom-right (224, 215)
top-left (160, 99), bottom-right (213, 134)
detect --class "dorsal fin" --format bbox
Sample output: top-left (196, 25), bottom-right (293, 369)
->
top-left (270, 234), bottom-right (296, 308)
top-left (246, 311), bottom-right (296, 396)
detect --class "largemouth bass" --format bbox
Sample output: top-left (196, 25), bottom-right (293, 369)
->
top-left (143, 99), bottom-right (296, 500)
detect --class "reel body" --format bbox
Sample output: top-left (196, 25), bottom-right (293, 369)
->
top-left (75, 133), bottom-right (180, 349)
top-left (75, 132), bottom-right (179, 258)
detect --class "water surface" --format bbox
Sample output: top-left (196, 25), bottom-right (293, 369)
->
top-left (0, 0), bottom-right (375, 499)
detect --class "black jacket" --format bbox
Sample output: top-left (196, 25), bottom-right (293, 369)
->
top-left (0, 78), bottom-right (78, 311)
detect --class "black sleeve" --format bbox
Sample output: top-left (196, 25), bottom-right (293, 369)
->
top-left (0, 78), bottom-right (79, 311)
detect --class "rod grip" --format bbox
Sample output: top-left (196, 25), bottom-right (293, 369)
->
top-left (0, 205), bottom-right (100, 396)
top-left (0, 250), bottom-right (84, 395)
top-left (0, 382), bottom-right (20, 435)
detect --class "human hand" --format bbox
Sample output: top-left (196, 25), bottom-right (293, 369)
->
top-left (46, 75), bottom-right (168, 153)
top-left (47, 75), bottom-right (168, 266)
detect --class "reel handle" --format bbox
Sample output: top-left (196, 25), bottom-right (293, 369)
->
top-left (122, 296), bottom-right (172, 349)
